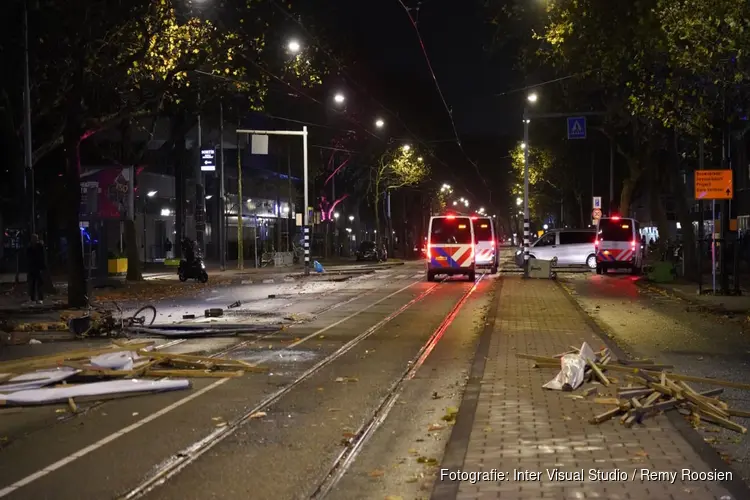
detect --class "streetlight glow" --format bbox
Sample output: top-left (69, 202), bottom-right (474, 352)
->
top-left (527, 92), bottom-right (538, 103)
top-left (287, 40), bottom-right (301, 53)
top-left (402, 144), bottom-right (411, 151)
top-left (205, 195), bottom-right (213, 200)
top-left (375, 118), bottom-right (385, 128)
top-left (334, 93), bottom-right (345, 104)
top-left (520, 142), bottom-right (526, 150)
top-left (333, 212), bottom-right (340, 219)
top-left (147, 190), bottom-right (157, 197)
top-left (348, 215), bottom-right (354, 221)
top-left (516, 197), bottom-right (522, 206)
top-left (417, 156), bottom-right (423, 162)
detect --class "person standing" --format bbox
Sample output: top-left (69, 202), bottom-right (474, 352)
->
top-left (26, 234), bottom-right (46, 304)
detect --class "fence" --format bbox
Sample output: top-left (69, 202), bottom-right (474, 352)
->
top-left (674, 234), bottom-right (750, 293)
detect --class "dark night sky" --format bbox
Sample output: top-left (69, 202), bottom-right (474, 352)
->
top-left (320, 0), bottom-right (521, 139)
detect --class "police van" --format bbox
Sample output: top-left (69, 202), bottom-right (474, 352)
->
top-left (472, 216), bottom-right (498, 274)
top-left (426, 215), bottom-right (476, 282)
top-left (595, 216), bottom-right (644, 275)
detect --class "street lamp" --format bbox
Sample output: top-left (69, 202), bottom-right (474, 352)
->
top-left (522, 92), bottom-right (538, 274)
top-left (375, 118), bottom-right (385, 128)
top-left (452, 201), bottom-right (458, 206)
top-left (348, 215), bottom-right (354, 222)
top-left (543, 224), bottom-right (549, 230)
top-left (520, 142), bottom-right (527, 150)
top-left (333, 212), bottom-right (340, 220)
top-left (287, 40), bottom-right (301, 53)
top-left (147, 190), bottom-right (157, 197)
top-left (205, 195), bottom-right (213, 200)
top-left (402, 144), bottom-right (411, 151)
top-left (417, 156), bottom-right (423, 162)
top-left (516, 197), bottom-right (522, 206)
top-left (333, 93), bottom-right (345, 104)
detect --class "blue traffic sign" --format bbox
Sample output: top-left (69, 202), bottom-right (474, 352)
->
top-left (567, 117), bottom-right (587, 140)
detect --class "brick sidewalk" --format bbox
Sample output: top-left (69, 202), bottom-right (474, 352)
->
top-left (434, 277), bottom-right (734, 500)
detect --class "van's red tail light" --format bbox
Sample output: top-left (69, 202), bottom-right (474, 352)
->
top-left (594, 239), bottom-right (599, 248)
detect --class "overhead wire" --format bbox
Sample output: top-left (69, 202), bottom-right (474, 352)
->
top-left (266, 0), bottom-right (482, 202)
top-left (395, 0), bottom-right (491, 196)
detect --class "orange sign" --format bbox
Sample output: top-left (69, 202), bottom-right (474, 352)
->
top-left (695, 170), bottom-right (733, 200)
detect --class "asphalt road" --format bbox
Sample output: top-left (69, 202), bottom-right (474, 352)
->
top-left (559, 269), bottom-right (750, 487)
top-left (0, 261), bottom-right (498, 499)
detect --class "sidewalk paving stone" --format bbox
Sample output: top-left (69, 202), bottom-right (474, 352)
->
top-left (435, 277), bottom-right (734, 500)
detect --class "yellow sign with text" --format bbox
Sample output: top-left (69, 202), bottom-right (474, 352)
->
top-left (695, 170), bottom-right (733, 200)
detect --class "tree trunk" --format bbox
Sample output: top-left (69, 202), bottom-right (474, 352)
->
top-left (619, 158), bottom-right (642, 216)
top-left (124, 220), bottom-right (142, 280)
top-left (63, 126), bottom-right (87, 307)
top-left (648, 164), bottom-right (670, 256)
top-left (576, 193), bottom-right (584, 228)
top-left (172, 114), bottom-right (187, 258)
top-left (669, 132), bottom-right (697, 278)
top-left (119, 122), bottom-right (143, 281)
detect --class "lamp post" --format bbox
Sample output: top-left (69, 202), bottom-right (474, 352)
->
top-left (523, 92), bottom-right (537, 276)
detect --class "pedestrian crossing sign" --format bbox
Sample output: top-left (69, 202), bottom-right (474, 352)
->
top-left (567, 117), bottom-right (587, 139)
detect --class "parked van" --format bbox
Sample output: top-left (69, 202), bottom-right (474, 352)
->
top-left (515, 229), bottom-right (597, 268)
top-left (426, 215), bottom-right (476, 282)
top-left (472, 216), bottom-right (498, 274)
top-left (595, 216), bottom-right (644, 274)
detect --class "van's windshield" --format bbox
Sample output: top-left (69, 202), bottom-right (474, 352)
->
top-left (598, 219), bottom-right (633, 241)
top-left (473, 219), bottom-right (493, 242)
top-left (430, 218), bottom-right (472, 244)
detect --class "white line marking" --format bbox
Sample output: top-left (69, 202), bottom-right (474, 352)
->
top-left (0, 379), bottom-right (230, 498)
top-left (0, 279), bottom-right (422, 497)
top-left (262, 279), bottom-right (275, 284)
top-left (241, 280), bottom-right (253, 285)
top-left (394, 274), bottom-right (407, 279)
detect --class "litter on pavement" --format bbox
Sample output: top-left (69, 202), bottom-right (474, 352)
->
top-left (520, 347), bottom-right (750, 433)
top-left (0, 339), bottom-right (266, 407)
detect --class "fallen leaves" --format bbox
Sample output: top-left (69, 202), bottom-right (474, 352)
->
top-left (441, 407), bottom-right (459, 422)
top-left (249, 411), bottom-right (266, 419)
top-left (427, 423), bottom-right (444, 432)
top-left (368, 469), bottom-right (385, 477)
top-left (335, 376), bottom-right (359, 383)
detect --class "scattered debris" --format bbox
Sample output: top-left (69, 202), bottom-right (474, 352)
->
top-left (227, 301), bottom-right (241, 309)
top-left (0, 339), bottom-right (265, 407)
top-left (518, 348), bottom-right (749, 433)
top-left (182, 314), bottom-right (195, 320)
top-left (204, 308), bottom-right (224, 318)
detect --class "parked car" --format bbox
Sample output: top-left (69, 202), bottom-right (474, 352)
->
top-left (515, 229), bottom-right (597, 268)
top-left (355, 241), bottom-right (383, 262)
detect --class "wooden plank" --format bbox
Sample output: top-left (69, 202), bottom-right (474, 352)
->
top-left (698, 410), bottom-right (747, 434)
top-left (587, 360), bottom-right (610, 386)
top-left (591, 406), bottom-right (624, 424)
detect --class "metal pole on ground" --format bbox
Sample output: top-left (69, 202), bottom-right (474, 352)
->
top-left (219, 102), bottom-right (225, 271)
top-left (523, 109), bottom-right (530, 278)
top-left (303, 126), bottom-right (310, 275)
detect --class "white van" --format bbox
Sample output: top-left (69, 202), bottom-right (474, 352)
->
top-left (472, 216), bottom-right (498, 274)
top-left (515, 229), bottom-right (597, 268)
top-left (595, 216), bottom-right (644, 274)
top-left (426, 215), bottom-right (476, 282)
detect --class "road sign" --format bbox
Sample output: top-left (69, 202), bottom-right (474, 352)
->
top-left (567, 117), bottom-right (587, 139)
top-left (200, 149), bottom-right (216, 171)
top-left (695, 170), bottom-right (733, 200)
top-left (592, 208), bottom-right (602, 220)
top-left (593, 196), bottom-right (602, 209)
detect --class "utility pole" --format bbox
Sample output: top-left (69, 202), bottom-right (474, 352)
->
top-left (609, 137), bottom-right (614, 215)
top-left (23, 0), bottom-right (35, 235)
top-left (522, 109), bottom-right (530, 277)
top-left (236, 128), bottom-right (243, 269)
top-left (218, 102), bottom-right (225, 271)
top-left (195, 95), bottom-right (205, 256)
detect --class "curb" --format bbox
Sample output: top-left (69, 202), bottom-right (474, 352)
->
top-left (556, 279), bottom-right (750, 500)
top-left (231, 271), bottom-right (371, 286)
top-left (634, 279), bottom-right (750, 316)
top-left (431, 278), bottom-right (501, 500)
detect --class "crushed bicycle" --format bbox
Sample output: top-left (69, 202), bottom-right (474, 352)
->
top-left (66, 299), bottom-right (157, 338)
